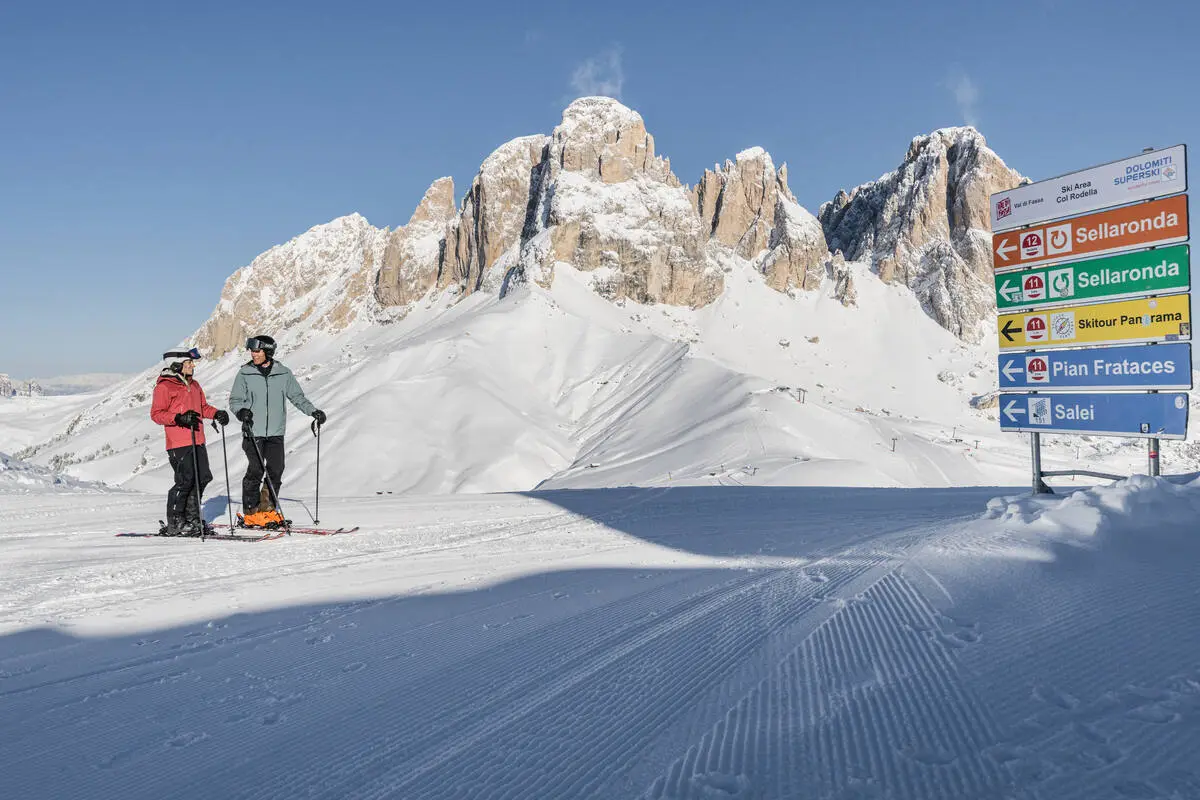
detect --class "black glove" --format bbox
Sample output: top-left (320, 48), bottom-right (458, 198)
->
top-left (174, 410), bottom-right (201, 430)
top-left (312, 409), bottom-right (327, 425)
top-left (214, 410), bottom-right (230, 427)
top-left (235, 408), bottom-right (253, 423)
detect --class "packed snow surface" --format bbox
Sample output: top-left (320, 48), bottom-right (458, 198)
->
top-left (3, 473), bottom-right (1199, 798)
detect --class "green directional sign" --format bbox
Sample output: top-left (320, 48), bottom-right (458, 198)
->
top-left (994, 244), bottom-right (1190, 311)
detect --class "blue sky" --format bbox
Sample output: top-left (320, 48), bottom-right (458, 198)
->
top-left (1, 0), bottom-right (1196, 377)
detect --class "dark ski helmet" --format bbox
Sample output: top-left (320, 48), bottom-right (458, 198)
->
top-left (246, 335), bottom-right (276, 356)
top-left (163, 347), bottom-right (201, 374)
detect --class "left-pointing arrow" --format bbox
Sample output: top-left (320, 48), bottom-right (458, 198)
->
top-left (1002, 399), bottom-right (1027, 423)
top-left (1001, 319), bottom-right (1021, 342)
top-left (998, 278), bottom-right (1020, 303)
top-left (995, 237), bottom-right (1017, 262)
top-left (1001, 360), bottom-right (1025, 382)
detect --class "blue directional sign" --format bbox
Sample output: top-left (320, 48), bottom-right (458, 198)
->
top-left (998, 343), bottom-right (1193, 392)
top-left (999, 392), bottom-right (1190, 439)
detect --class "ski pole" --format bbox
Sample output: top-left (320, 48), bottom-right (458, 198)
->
top-left (190, 423), bottom-right (205, 541)
top-left (218, 420), bottom-right (234, 531)
top-left (311, 418), bottom-right (321, 525)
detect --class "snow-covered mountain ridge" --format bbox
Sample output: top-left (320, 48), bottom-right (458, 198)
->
top-left (192, 98), bottom-right (1023, 359)
top-left (9, 97), bottom-right (1199, 495)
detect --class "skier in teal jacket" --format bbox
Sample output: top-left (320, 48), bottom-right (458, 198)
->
top-left (229, 335), bottom-right (325, 525)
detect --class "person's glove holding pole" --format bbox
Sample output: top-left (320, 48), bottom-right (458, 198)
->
top-left (174, 410), bottom-right (201, 430)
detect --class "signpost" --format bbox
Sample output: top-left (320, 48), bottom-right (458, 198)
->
top-left (991, 144), bottom-right (1186, 232)
top-left (998, 342), bottom-right (1193, 391)
top-left (998, 392), bottom-right (1189, 439)
top-left (992, 194), bottom-right (1188, 271)
top-left (993, 245), bottom-right (1190, 311)
top-left (997, 294), bottom-right (1191, 351)
top-left (990, 144), bottom-right (1190, 492)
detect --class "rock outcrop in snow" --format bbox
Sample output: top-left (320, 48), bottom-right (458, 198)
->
top-left (818, 127), bottom-right (1024, 338)
top-left (444, 135), bottom-right (549, 294)
top-left (517, 98), bottom-right (720, 307)
top-left (375, 177), bottom-right (457, 307)
top-left (196, 214), bottom-right (388, 356)
top-left (695, 149), bottom-right (828, 293)
top-left (373, 97), bottom-right (826, 310)
top-left (0, 450), bottom-right (111, 494)
top-left (0, 375), bottom-right (44, 398)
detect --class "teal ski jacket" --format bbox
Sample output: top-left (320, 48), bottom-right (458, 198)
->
top-left (229, 361), bottom-right (316, 438)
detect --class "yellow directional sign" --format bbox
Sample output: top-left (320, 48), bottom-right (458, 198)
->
top-left (997, 294), bottom-right (1192, 351)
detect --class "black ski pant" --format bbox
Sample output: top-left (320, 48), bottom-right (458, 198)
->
top-left (167, 444), bottom-right (213, 521)
top-left (242, 435), bottom-right (285, 510)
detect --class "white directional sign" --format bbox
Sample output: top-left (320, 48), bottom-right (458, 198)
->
top-left (991, 144), bottom-right (1187, 232)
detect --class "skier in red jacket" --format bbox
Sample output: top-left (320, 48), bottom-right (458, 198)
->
top-left (149, 348), bottom-right (229, 535)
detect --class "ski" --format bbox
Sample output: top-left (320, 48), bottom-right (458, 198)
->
top-left (211, 523), bottom-right (359, 536)
top-left (115, 530), bottom-right (287, 542)
top-left (289, 526), bottom-right (359, 536)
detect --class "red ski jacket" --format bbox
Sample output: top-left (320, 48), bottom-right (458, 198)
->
top-left (150, 371), bottom-right (218, 450)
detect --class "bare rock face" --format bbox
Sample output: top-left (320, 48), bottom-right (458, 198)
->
top-left (818, 127), bottom-right (1024, 338)
top-left (551, 97), bottom-right (677, 186)
top-left (195, 214), bottom-right (388, 357)
top-left (971, 391), bottom-right (1000, 410)
top-left (443, 135), bottom-right (548, 294)
top-left (697, 147), bottom-right (779, 258)
top-left (827, 251), bottom-right (858, 307)
top-left (521, 97), bottom-right (720, 307)
top-left (759, 189), bottom-right (828, 292)
top-left (696, 152), bottom-right (828, 293)
top-left (375, 177), bottom-right (456, 307)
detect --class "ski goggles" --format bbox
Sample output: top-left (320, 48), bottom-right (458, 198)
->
top-left (163, 347), bottom-right (202, 361)
top-left (245, 338), bottom-right (274, 352)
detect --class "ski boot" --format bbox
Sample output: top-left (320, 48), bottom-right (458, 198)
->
top-left (158, 515), bottom-right (186, 537)
top-left (181, 496), bottom-right (214, 537)
top-left (237, 507), bottom-right (289, 530)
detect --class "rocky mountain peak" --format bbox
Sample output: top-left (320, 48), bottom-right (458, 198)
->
top-left (408, 177), bottom-right (456, 226)
top-left (819, 125), bottom-right (1024, 338)
top-left (697, 146), bottom-right (787, 258)
top-left (196, 212), bottom-right (388, 356)
top-left (191, 101), bottom-right (1019, 361)
top-left (551, 96), bottom-right (676, 186)
top-left (375, 177), bottom-right (459, 308)
top-left (441, 134), bottom-right (550, 294)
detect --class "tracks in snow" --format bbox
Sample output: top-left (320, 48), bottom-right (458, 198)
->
top-left (644, 569), bottom-right (1008, 799)
top-left (14, 489), bottom-right (1166, 799)
top-left (224, 546), bottom-right (901, 799)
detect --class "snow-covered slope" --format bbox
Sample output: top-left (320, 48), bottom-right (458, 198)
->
top-left (10, 255), bottom-right (1197, 500)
